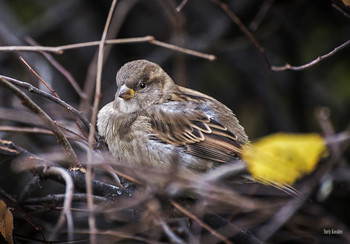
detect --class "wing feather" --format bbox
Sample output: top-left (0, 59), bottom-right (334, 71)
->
top-left (146, 105), bottom-right (243, 163)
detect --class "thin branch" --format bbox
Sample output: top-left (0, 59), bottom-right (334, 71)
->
top-left (167, 173), bottom-right (270, 211)
top-left (211, 0), bottom-right (271, 69)
top-left (18, 175), bottom-right (41, 203)
top-left (271, 39), bottom-right (350, 71)
top-left (157, 218), bottom-right (185, 244)
top-left (76, 229), bottom-right (156, 243)
top-left (0, 37), bottom-right (150, 53)
top-left (80, 0), bottom-right (139, 112)
top-left (0, 125), bottom-right (54, 136)
top-left (24, 194), bottom-right (109, 205)
top-left (110, 166), bottom-right (143, 185)
top-left (212, 0), bottom-right (350, 72)
top-left (19, 56), bottom-right (60, 98)
top-left (0, 107), bottom-right (42, 127)
top-left (249, 0), bottom-right (276, 31)
top-left (0, 75), bottom-right (92, 139)
top-left (176, 0), bottom-right (190, 12)
top-left (0, 77), bottom-right (80, 167)
top-left (326, 132), bottom-right (350, 147)
top-left (45, 166), bottom-right (74, 242)
top-left (170, 200), bottom-right (233, 244)
top-left (99, 164), bottom-right (123, 188)
top-left (25, 37), bottom-right (86, 100)
top-left (255, 189), bottom-right (308, 241)
top-left (0, 76), bottom-right (89, 128)
top-left (0, 36), bottom-right (215, 60)
top-left (19, 56), bottom-right (89, 140)
top-left (86, 1), bottom-right (118, 243)
top-left (150, 38), bottom-right (215, 61)
top-left (316, 107), bottom-right (345, 167)
top-left (202, 160), bottom-right (247, 182)
top-left (332, 0), bottom-right (350, 18)
top-left (0, 139), bottom-right (127, 198)
top-left (0, 125), bottom-right (87, 142)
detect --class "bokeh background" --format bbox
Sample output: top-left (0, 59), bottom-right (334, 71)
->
top-left (1, 0), bottom-right (349, 138)
top-left (0, 0), bottom-right (349, 243)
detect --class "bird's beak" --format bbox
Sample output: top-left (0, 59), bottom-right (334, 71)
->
top-left (118, 84), bottom-right (135, 100)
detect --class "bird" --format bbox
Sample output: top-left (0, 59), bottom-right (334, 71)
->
top-left (97, 60), bottom-right (249, 172)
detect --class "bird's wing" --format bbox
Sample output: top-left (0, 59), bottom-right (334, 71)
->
top-left (146, 105), bottom-right (243, 163)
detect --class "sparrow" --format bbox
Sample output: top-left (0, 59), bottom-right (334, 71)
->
top-left (97, 60), bottom-right (249, 172)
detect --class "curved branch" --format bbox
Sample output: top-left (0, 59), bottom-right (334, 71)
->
top-left (271, 39), bottom-right (350, 71)
top-left (211, 0), bottom-right (350, 72)
top-left (45, 166), bottom-right (74, 241)
top-left (0, 75), bottom-right (92, 137)
top-left (86, 1), bottom-right (119, 243)
top-left (0, 77), bottom-right (80, 167)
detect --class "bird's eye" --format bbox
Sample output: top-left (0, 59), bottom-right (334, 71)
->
top-left (139, 82), bottom-right (146, 89)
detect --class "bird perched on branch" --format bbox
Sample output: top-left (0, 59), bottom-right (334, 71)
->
top-left (97, 60), bottom-right (248, 172)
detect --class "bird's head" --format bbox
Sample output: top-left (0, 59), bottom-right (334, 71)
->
top-left (115, 60), bottom-right (175, 113)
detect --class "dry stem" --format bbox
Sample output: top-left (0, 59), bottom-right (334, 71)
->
top-left (0, 36), bottom-right (215, 61)
top-left (45, 166), bottom-right (74, 241)
top-left (0, 77), bottom-right (80, 167)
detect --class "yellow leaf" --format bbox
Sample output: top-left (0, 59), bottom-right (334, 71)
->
top-left (242, 133), bottom-right (328, 186)
top-left (0, 200), bottom-right (14, 244)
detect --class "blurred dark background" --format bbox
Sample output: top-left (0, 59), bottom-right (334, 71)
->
top-left (0, 0), bottom-right (349, 242)
top-left (0, 0), bottom-right (349, 139)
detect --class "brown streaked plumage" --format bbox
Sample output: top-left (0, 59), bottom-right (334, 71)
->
top-left (97, 60), bottom-right (249, 172)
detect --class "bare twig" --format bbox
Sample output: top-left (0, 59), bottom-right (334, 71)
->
top-left (157, 218), bottom-right (185, 244)
top-left (99, 164), bottom-right (123, 188)
top-left (0, 125), bottom-right (87, 142)
top-left (45, 166), bottom-right (74, 241)
top-left (249, 0), bottom-right (276, 31)
top-left (157, 0), bottom-right (187, 85)
top-left (25, 37), bottom-right (86, 99)
top-left (167, 174), bottom-right (271, 211)
top-left (332, 0), bottom-right (350, 18)
top-left (0, 139), bottom-right (126, 199)
top-left (316, 107), bottom-right (345, 167)
top-left (0, 107), bottom-right (42, 126)
top-left (18, 175), bottom-right (41, 203)
top-left (76, 229), bottom-right (156, 243)
top-left (0, 36), bottom-right (215, 60)
top-left (202, 160), bottom-right (247, 182)
top-left (19, 56), bottom-right (60, 98)
top-left (211, 0), bottom-right (271, 69)
top-left (255, 186), bottom-right (309, 241)
top-left (271, 39), bottom-right (350, 71)
top-left (316, 107), bottom-right (336, 137)
top-left (170, 200), bottom-right (233, 244)
top-left (0, 125), bottom-right (54, 136)
top-left (19, 56), bottom-right (89, 140)
top-left (212, 0), bottom-right (350, 72)
top-left (326, 132), bottom-right (350, 147)
top-left (20, 55), bottom-right (89, 141)
top-left (80, 0), bottom-right (139, 112)
top-left (0, 75), bottom-right (91, 133)
top-left (176, 0), bottom-right (190, 12)
top-left (24, 194), bottom-right (109, 205)
top-left (151, 38), bottom-right (215, 61)
top-left (0, 77), bottom-right (80, 167)
top-left (110, 166), bottom-right (143, 185)
top-left (0, 37), bottom-right (150, 53)
top-left (86, 1), bottom-right (118, 243)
